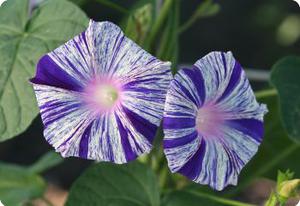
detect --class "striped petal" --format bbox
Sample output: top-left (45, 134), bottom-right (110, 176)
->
top-left (163, 51), bottom-right (267, 190)
top-left (31, 20), bottom-right (171, 163)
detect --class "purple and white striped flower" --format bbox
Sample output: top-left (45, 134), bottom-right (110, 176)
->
top-left (30, 20), bottom-right (172, 163)
top-left (163, 51), bottom-right (267, 190)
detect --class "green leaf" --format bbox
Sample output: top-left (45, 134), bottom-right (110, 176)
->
top-left (277, 170), bottom-right (294, 185)
top-left (162, 191), bottom-right (223, 206)
top-left (144, 0), bottom-right (174, 51)
top-left (226, 93), bottom-right (300, 195)
top-left (270, 56), bottom-right (300, 143)
top-left (265, 170), bottom-right (300, 206)
top-left (27, 151), bottom-right (63, 174)
top-left (0, 162), bottom-right (46, 206)
top-left (94, 0), bottom-right (129, 14)
top-left (195, 0), bottom-right (221, 18)
top-left (157, 0), bottom-right (179, 73)
top-left (162, 189), bottom-right (254, 206)
top-left (124, 3), bottom-right (153, 45)
top-left (66, 161), bottom-right (160, 206)
top-left (69, 0), bottom-right (86, 7)
top-left (179, 0), bottom-right (220, 34)
top-left (0, 0), bottom-right (88, 142)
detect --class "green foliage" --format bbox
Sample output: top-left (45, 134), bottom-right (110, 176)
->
top-left (157, 0), bottom-right (180, 73)
top-left (277, 170), bottom-right (294, 185)
top-left (162, 190), bottom-right (224, 206)
top-left (265, 170), bottom-right (300, 206)
top-left (66, 162), bottom-right (160, 206)
top-left (179, 0), bottom-right (220, 33)
top-left (162, 189), bottom-right (258, 206)
top-left (194, 0), bottom-right (220, 18)
top-left (124, 3), bottom-right (153, 45)
top-left (27, 151), bottom-right (63, 174)
top-left (0, 151), bottom-right (63, 205)
top-left (66, 161), bottom-right (255, 206)
top-left (271, 56), bottom-right (300, 143)
top-left (0, 0), bottom-right (88, 142)
top-left (93, 0), bottom-right (129, 14)
top-left (0, 162), bottom-right (45, 206)
top-left (144, 0), bottom-right (174, 51)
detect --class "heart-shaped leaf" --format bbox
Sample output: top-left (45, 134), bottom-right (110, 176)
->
top-left (0, 0), bottom-right (88, 141)
top-left (66, 161), bottom-right (160, 206)
top-left (271, 56), bottom-right (300, 143)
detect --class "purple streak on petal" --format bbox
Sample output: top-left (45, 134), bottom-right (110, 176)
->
top-left (30, 55), bottom-right (83, 92)
top-left (221, 52), bottom-right (228, 76)
top-left (81, 32), bottom-right (91, 55)
top-left (178, 139), bottom-right (206, 180)
top-left (109, 31), bottom-right (125, 72)
top-left (123, 78), bottom-right (162, 89)
top-left (39, 100), bottom-right (68, 110)
top-left (163, 117), bottom-right (195, 129)
top-left (79, 122), bottom-right (93, 158)
top-left (122, 106), bottom-right (157, 143)
top-left (173, 79), bottom-right (199, 106)
top-left (43, 103), bottom-right (82, 128)
top-left (182, 66), bottom-right (206, 107)
top-left (164, 111), bottom-right (193, 118)
top-left (64, 57), bottom-right (87, 82)
top-left (115, 114), bottom-right (137, 162)
top-left (220, 143), bottom-right (233, 184)
top-left (123, 87), bottom-right (163, 94)
top-left (217, 60), bottom-right (242, 103)
top-left (74, 33), bottom-right (90, 70)
top-left (225, 118), bottom-right (264, 143)
top-left (57, 120), bottom-right (87, 150)
top-left (97, 118), bottom-right (114, 162)
top-left (145, 57), bottom-right (156, 65)
top-left (164, 131), bottom-right (198, 149)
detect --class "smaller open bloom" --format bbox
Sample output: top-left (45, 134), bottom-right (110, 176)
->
top-left (30, 20), bottom-right (171, 163)
top-left (163, 51), bottom-right (267, 190)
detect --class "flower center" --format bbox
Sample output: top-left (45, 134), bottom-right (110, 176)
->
top-left (93, 85), bottom-right (119, 108)
top-left (195, 105), bottom-right (223, 137)
top-left (84, 77), bottom-right (122, 113)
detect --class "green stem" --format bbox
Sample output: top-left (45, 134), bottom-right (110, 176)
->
top-left (187, 190), bottom-right (256, 206)
top-left (255, 89), bottom-right (277, 99)
top-left (255, 144), bottom-right (300, 180)
top-left (145, 0), bottom-right (173, 50)
top-left (264, 191), bottom-right (278, 206)
top-left (94, 0), bottom-right (129, 14)
top-left (178, 11), bottom-right (199, 34)
top-left (179, 0), bottom-right (219, 34)
top-left (159, 166), bottom-right (169, 189)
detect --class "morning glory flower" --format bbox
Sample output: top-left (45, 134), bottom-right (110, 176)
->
top-left (30, 20), bottom-right (171, 163)
top-left (163, 51), bottom-right (267, 190)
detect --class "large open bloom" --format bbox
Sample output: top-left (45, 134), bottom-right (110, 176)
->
top-left (30, 20), bottom-right (171, 163)
top-left (163, 51), bottom-right (267, 190)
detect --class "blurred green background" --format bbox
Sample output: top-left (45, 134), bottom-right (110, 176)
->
top-left (80, 0), bottom-right (300, 68)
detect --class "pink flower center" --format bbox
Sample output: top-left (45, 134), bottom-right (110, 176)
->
top-left (84, 77), bottom-right (123, 113)
top-left (195, 105), bottom-right (224, 137)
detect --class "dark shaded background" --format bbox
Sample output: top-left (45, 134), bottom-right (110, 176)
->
top-left (0, 0), bottom-right (299, 189)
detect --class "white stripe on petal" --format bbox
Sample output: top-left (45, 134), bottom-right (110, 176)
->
top-left (48, 32), bottom-right (92, 86)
